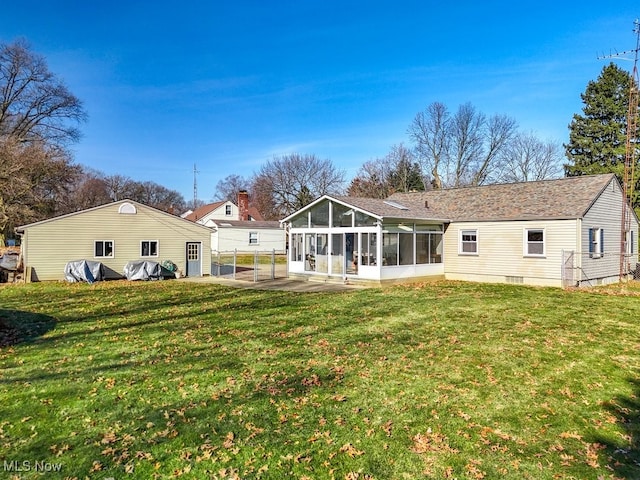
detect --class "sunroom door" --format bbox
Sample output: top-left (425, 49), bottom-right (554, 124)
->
top-left (331, 233), bottom-right (344, 276)
top-left (345, 233), bottom-right (357, 274)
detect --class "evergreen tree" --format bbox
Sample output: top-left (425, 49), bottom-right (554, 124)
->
top-left (564, 63), bottom-right (639, 203)
top-left (388, 157), bottom-right (425, 193)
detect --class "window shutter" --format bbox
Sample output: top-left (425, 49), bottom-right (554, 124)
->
top-left (600, 228), bottom-right (604, 254)
top-left (588, 228), bottom-right (594, 257)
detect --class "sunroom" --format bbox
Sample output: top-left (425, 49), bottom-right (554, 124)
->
top-left (281, 195), bottom-right (447, 284)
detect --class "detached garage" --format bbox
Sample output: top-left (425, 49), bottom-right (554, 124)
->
top-left (16, 199), bottom-right (212, 281)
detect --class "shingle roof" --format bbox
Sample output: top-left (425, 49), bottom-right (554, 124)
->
top-left (386, 174), bottom-right (616, 222)
top-left (329, 196), bottom-right (449, 221)
top-left (183, 202), bottom-right (265, 222)
top-left (183, 201), bottom-right (226, 222)
top-left (247, 206), bottom-right (264, 221)
top-left (215, 220), bottom-right (281, 228)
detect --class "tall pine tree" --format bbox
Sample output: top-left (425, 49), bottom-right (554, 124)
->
top-left (564, 63), bottom-right (639, 207)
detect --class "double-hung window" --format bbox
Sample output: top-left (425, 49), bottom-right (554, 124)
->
top-left (249, 231), bottom-right (259, 245)
top-left (225, 205), bottom-right (232, 216)
top-left (460, 229), bottom-right (478, 254)
top-left (525, 229), bottom-right (545, 256)
top-left (625, 230), bottom-right (635, 255)
top-left (589, 227), bottom-right (604, 258)
top-left (95, 240), bottom-right (114, 258)
top-left (141, 240), bottom-right (159, 257)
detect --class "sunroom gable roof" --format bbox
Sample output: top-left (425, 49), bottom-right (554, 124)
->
top-left (281, 194), bottom-right (450, 223)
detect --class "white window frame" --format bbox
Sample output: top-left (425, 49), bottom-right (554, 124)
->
top-left (626, 230), bottom-right (635, 255)
top-left (589, 227), bottom-right (603, 258)
top-left (141, 240), bottom-right (159, 257)
top-left (459, 229), bottom-right (478, 255)
top-left (524, 228), bottom-right (545, 257)
top-left (94, 240), bottom-right (114, 258)
top-left (249, 231), bottom-right (259, 245)
top-left (225, 205), bottom-right (232, 216)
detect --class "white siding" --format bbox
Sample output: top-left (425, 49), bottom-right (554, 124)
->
top-left (198, 202), bottom-right (237, 225)
top-left (581, 178), bottom-right (639, 283)
top-left (21, 202), bottom-right (212, 281)
top-left (215, 227), bottom-right (285, 253)
top-left (444, 220), bottom-right (579, 287)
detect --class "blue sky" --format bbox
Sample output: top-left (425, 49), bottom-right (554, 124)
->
top-left (3, 1), bottom-right (639, 202)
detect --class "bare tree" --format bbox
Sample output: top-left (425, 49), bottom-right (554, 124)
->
top-left (471, 113), bottom-right (518, 186)
top-left (0, 39), bottom-right (86, 146)
top-left (133, 181), bottom-right (187, 214)
top-left (0, 138), bottom-right (80, 243)
top-left (64, 168), bottom-right (111, 211)
top-left (0, 39), bottom-right (87, 244)
top-left (347, 157), bottom-right (394, 198)
top-left (214, 174), bottom-right (251, 202)
top-left (498, 132), bottom-right (563, 183)
top-left (250, 153), bottom-right (345, 219)
top-left (448, 102), bottom-right (485, 187)
top-left (101, 174), bottom-right (138, 201)
top-left (64, 170), bottom-right (188, 214)
top-left (408, 101), bottom-right (517, 188)
top-left (407, 101), bottom-right (450, 189)
top-left (348, 144), bottom-right (425, 198)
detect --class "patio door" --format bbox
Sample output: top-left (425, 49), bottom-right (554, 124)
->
top-left (186, 242), bottom-right (201, 277)
top-left (345, 233), bottom-right (357, 274)
top-left (331, 233), bottom-right (359, 276)
top-left (331, 233), bottom-right (344, 276)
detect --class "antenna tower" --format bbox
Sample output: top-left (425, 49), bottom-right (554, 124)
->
top-left (600, 19), bottom-right (640, 280)
top-left (193, 163), bottom-right (200, 209)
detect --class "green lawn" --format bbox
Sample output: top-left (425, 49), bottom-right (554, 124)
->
top-left (1, 280), bottom-right (639, 479)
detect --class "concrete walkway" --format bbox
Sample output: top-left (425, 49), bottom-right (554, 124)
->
top-left (178, 275), bottom-right (367, 292)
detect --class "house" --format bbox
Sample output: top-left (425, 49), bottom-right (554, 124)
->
top-left (181, 191), bottom-right (264, 226)
top-left (16, 199), bottom-right (212, 281)
top-left (210, 220), bottom-right (285, 254)
top-left (281, 174), bottom-right (639, 287)
top-left (184, 191), bottom-right (285, 254)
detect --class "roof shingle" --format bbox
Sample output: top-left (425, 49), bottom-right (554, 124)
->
top-left (386, 174), bottom-right (616, 222)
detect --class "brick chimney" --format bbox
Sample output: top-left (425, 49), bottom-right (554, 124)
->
top-left (238, 190), bottom-right (249, 221)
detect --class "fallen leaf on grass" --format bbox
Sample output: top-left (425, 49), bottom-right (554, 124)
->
top-left (412, 430), bottom-right (458, 454)
top-left (339, 443), bottom-right (364, 458)
top-left (559, 431), bottom-right (582, 441)
top-left (223, 431), bottom-right (235, 449)
top-left (101, 431), bottom-right (117, 444)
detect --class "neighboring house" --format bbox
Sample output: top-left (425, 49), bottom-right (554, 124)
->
top-left (281, 174), bottom-right (639, 287)
top-left (211, 220), bottom-right (285, 254)
top-left (184, 191), bottom-right (285, 253)
top-left (182, 191), bottom-right (264, 226)
top-left (16, 199), bottom-right (212, 281)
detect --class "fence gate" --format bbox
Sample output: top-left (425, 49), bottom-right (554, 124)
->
top-left (561, 250), bottom-right (575, 288)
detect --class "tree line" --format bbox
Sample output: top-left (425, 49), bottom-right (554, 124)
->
top-left (1, 38), bottom-right (637, 243)
top-left (0, 40), bottom-right (188, 244)
top-left (226, 62), bottom-right (638, 219)
top-left (220, 107), bottom-right (564, 216)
